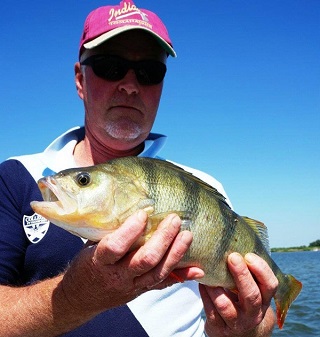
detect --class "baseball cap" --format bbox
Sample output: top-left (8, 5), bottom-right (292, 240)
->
top-left (79, 0), bottom-right (176, 58)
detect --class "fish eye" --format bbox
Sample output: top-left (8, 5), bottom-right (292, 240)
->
top-left (76, 172), bottom-right (91, 186)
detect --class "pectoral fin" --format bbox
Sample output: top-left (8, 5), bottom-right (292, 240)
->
top-left (130, 211), bottom-right (193, 250)
top-left (148, 211), bottom-right (193, 234)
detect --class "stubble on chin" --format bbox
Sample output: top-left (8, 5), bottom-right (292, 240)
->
top-left (103, 119), bottom-right (142, 141)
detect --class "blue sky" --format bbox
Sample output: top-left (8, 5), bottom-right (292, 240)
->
top-left (1, 0), bottom-right (319, 248)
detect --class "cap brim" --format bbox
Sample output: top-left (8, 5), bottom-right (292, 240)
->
top-left (83, 26), bottom-right (177, 57)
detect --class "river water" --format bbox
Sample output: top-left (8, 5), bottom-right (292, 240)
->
top-left (271, 251), bottom-right (320, 337)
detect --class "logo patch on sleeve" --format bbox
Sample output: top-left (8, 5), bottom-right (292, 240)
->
top-left (23, 213), bottom-right (50, 243)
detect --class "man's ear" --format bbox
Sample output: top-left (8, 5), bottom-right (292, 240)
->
top-left (75, 62), bottom-right (84, 99)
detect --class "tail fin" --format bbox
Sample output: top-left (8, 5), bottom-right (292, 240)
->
top-left (274, 274), bottom-right (302, 329)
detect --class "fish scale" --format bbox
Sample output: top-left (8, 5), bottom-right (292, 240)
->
top-left (30, 156), bottom-right (302, 329)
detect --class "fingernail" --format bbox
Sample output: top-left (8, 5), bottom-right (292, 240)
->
top-left (245, 253), bottom-right (256, 264)
top-left (178, 230), bottom-right (193, 246)
top-left (137, 210), bottom-right (147, 222)
top-left (193, 270), bottom-right (205, 279)
top-left (170, 214), bottom-right (181, 229)
top-left (229, 252), bottom-right (243, 266)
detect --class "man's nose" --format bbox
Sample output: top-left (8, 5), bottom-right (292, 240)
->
top-left (117, 69), bottom-right (140, 95)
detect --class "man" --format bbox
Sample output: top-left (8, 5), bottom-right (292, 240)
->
top-left (0, 1), bottom-right (277, 336)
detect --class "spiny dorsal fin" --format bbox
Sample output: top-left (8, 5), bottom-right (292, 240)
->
top-left (242, 216), bottom-right (270, 254)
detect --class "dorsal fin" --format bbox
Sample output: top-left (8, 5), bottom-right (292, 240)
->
top-left (242, 216), bottom-right (270, 254)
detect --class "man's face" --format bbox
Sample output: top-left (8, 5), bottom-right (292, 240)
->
top-left (76, 30), bottom-right (167, 152)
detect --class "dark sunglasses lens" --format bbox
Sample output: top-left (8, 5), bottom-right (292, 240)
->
top-left (81, 56), bottom-right (166, 85)
top-left (91, 57), bottom-right (128, 81)
top-left (135, 61), bottom-right (166, 85)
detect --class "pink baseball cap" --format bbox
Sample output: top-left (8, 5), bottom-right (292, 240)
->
top-left (79, 0), bottom-right (176, 58)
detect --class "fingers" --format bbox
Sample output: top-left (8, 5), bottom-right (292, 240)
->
top-left (61, 211), bottom-right (197, 316)
top-left (130, 214), bottom-right (183, 274)
top-left (92, 210), bottom-right (148, 265)
top-left (228, 253), bottom-right (277, 314)
top-left (244, 253), bottom-right (278, 309)
top-left (130, 214), bottom-right (194, 289)
top-left (170, 267), bottom-right (205, 283)
top-left (91, 211), bottom-right (195, 291)
top-left (201, 253), bottom-right (278, 336)
top-left (227, 253), bottom-right (266, 324)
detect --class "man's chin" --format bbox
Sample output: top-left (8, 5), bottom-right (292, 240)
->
top-left (104, 122), bottom-right (142, 141)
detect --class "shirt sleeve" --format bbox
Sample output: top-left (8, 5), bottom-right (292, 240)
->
top-left (0, 160), bottom-right (40, 285)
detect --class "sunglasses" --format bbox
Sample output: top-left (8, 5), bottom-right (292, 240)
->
top-left (80, 54), bottom-right (167, 86)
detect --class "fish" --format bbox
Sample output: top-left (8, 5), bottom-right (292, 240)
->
top-left (30, 156), bottom-right (302, 329)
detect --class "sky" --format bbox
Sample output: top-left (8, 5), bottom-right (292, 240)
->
top-left (1, 0), bottom-right (319, 248)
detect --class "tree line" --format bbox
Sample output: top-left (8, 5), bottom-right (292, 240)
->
top-left (309, 239), bottom-right (320, 247)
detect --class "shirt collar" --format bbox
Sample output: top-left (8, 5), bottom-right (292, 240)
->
top-left (42, 126), bottom-right (167, 175)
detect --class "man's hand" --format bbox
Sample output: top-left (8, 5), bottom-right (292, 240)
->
top-left (59, 210), bottom-right (202, 316)
top-left (200, 252), bottom-right (278, 337)
top-left (0, 211), bottom-right (203, 337)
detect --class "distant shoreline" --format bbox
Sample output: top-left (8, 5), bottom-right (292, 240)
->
top-left (271, 246), bottom-right (320, 253)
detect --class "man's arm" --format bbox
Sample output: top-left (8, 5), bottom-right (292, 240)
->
top-left (0, 211), bottom-right (200, 337)
top-left (200, 252), bottom-right (278, 337)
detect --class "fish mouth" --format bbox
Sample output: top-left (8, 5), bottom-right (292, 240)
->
top-left (34, 177), bottom-right (78, 216)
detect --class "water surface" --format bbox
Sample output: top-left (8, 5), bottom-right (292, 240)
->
top-left (271, 251), bottom-right (320, 337)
